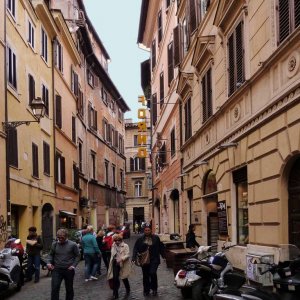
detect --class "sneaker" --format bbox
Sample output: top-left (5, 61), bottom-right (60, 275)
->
top-left (90, 276), bottom-right (98, 280)
top-left (85, 279), bottom-right (91, 282)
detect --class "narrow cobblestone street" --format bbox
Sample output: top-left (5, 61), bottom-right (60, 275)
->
top-left (3, 234), bottom-right (185, 300)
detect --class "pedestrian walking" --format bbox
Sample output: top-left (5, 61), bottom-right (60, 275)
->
top-left (102, 224), bottom-right (116, 268)
top-left (186, 224), bottom-right (200, 249)
top-left (81, 225), bottom-right (101, 281)
top-left (47, 228), bottom-right (80, 300)
top-left (107, 234), bottom-right (131, 299)
top-left (25, 226), bottom-right (43, 283)
top-left (132, 223), bottom-right (165, 296)
top-left (96, 229), bottom-right (108, 272)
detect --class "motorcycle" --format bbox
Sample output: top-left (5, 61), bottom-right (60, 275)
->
top-left (214, 244), bottom-right (300, 300)
top-left (0, 238), bottom-right (23, 292)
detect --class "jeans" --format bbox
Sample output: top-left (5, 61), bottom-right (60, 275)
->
top-left (142, 263), bottom-right (159, 293)
top-left (26, 254), bottom-right (40, 280)
top-left (112, 259), bottom-right (130, 297)
top-left (84, 253), bottom-right (99, 279)
top-left (51, 268), bottom-right (75, 300)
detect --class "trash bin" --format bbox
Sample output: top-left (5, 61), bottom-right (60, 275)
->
top-left (163, 241), bottom-right (185, 268)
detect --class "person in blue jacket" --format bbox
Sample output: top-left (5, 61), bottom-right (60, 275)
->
top-left (81, 225), bottom-right (101, 281)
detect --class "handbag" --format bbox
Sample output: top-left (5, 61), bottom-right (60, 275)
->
top-left (108, 278), bottom-right (114, 290)
top-left (135, 247), bottom-right (150, 267)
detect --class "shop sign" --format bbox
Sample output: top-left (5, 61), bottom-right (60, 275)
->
top-left (137, 95), bottom-right (148, 158)
top-left (217, 200), bottom-right (228, 236)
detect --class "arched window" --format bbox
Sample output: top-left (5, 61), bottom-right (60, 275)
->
top-left (135, 181), bottom-right (142, 197)
top-left (130, 157), bottom-right (146, 171)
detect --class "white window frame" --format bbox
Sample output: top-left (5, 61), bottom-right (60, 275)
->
top-left (135, 181), bottom-right (142, 197)
top-left (7, 0), bottom-right (16, 18)
top-left (55, 39), bottom-right (63, 72)
top-left (28, 18), bottom-right (35, 49)
top-left (7, 44), bottom-right (17, 89)
top-left (41, 27), bottom-right (48, 62)
top-left (42, 83), bottom-right (49, 116)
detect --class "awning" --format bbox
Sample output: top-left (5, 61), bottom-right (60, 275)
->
top-left (59, 210), bottom-right (77, 217)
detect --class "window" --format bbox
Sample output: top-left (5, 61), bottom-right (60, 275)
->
top-left (43, 141), bottom-right (50, 175)
top-left (168, 42), bottom-right (174, 85)
top-left (183, 18), bottom-right (189, 54)
top-left (120, 169), bottom-right (124, 190)
top-left (72, 116), bottom-right (76, 143)
top-left (130, 157), bottom-right (146, 171)
top-left (55, 95), bottom-right (62, 128)
top-left (73, 164), bottom-right (79, 190)
top-left (151, 39), bottom-right (156, 70)
top-left (101, 87), bottom-right (108, 104)
top-left (118, 108), bottom-right (124, 122)
top-left (119, 134), bottom-right (124, 154)
top-left (278, 0), bottom-right (300, 43)
top-left (105, 160), bottom-right (109, 184)
top-left (87, 70), bottom-right (95, 87)
top-left (28, 19), bottom-right (35, 48)
top-left (170, 128), bottom-right (176, 157)
top-left (233, 167), bottom-right (248, 245)
top-left (42, 84), bottom-right (49, 116)
top-left (32, 143), bottom-right (39, 178)
top-left (152, 93), bottom-right (157, 126)
top-left (88, 105), bottom-right (97, 131)
top-left (114, 130), bottom-right (119, 148)
top-left (184, 98), bottom-right (192, 141)
top-left (112, 165), bottom-right (116, 187)
top-left (8, 128), bottom-right (18, 167)
top-left (71, 67), bottom-right (79, 97)
top-left (158, 10), bottom-right (163, 43)
top-left (188, 0), bottom-right (197, 34)
top-left (166, 0), bottom-right (171, 9)
top-left (111, 126), bottom-right (115, 146)
top-left (91, 152), bottom-right (96, 180)
top-left (103, 119), bottom-right (108, 140)
top-left (134, 135), bottom-right (138, 146)
top-left (54, 39), bottom-right (63, 72)
top-left (28, 74), bottom-right (35, 105)
top-left (41, 28), bottom-right (48, 62)
top-left (78, 142), bottom-right (83, 172)
top-left (228, 21), bottom-right (244, 96)
top-left (160, 72), bottom-right (164, 108)
top-left (202, 68), bottom-right (212, 122)
top-left (77, 88), bottom-right (84, 117)
top-left (7, 0), bottom-right (15, 17)
top-left (55, 152), bottom-right (65, 184)
top-left (173, 25), bottom-right (181, 67)
top-left (135, 181), bottom-right (142, 197)
top-left (7, 46), bottom-right (17, 89)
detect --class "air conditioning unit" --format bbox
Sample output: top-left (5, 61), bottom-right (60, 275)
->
top-left (246, 252), bottom-right (274, 286)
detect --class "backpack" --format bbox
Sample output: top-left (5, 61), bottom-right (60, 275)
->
top-left (102, 232), bottom-right (114, 251)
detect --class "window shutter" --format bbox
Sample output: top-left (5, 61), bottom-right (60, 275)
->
top-left (130, 158), bottom-right (134, 172)
top-left (141, 157), bottom-right (146, 171)
top-left (152, 93), bottom-right (157, 126)
top-left (55, 152), bottom-right (58, 181)
top-left (278, 0), bottom-right (290, 43)
top-left (236, 21), bottom-right (244, 87)
top-left (43, 141), bottom-right (50, 175)
top-left (88, 105), bottom-right (91, 127)
top-left (72, 116), bottom-right (76, 143)
top-left (295, 1), bottom-right (300, 28)
top-left (158, 10), bottom-right (163, 43)
top-left (115, 130), bottom-right (119, 148)
top-left (55, 95), bottom-right (62, 128)
top-left (168, 42), bottom-right (174, 86)
top-left (202, 75), bottom-right (207, 122)
top-left (189, 0), bottom-right (197, 33)
top-left (8, 128), bottom-right (18, 167)
top-left (61, 156), bottom-right (65, 184)
top-left (151, 40), bottom-right (156, 70)
top-left (94, 110), bottom-right (98, 130)
top-left (173, 25), bottom-right (181, 67)
top-left (228, 33), bottom-right (235, 96)
top-left (207, 68), bottom-right (212, 118)
top-left (160, 72), bottom-right (164, 108)
top-left (74, 72), bottom-right (79, 97)
top-left (73, 164), bottom-right (79, 190)
top-left (32, 143), bottom-right (39, 178)
top-left (29, 74), bottom-right (35, 104)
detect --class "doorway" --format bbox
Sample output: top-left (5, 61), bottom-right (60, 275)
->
top-left (42, 203), bottom-right (54, 251)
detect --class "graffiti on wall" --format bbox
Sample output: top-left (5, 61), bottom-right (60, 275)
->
top-left (0, 215), bottom-right (7, 244)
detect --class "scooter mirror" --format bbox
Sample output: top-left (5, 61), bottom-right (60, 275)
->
top-left (250, 257), bottom-right (260, 264)
top-left (14, 239), bottom-right (21, 244)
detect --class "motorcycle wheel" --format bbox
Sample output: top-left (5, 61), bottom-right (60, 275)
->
top-left (16, 277), bottom-right (22, 292)
top-left (181, 288), bottom-right (192, 299)
top-left (192, 281), bottom-right (210, 300)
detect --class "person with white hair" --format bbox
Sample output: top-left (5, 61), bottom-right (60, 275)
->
top-left (81, 225), bottom-right (101, 282)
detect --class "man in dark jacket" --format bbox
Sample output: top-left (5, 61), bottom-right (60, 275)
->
top-left (47, 228), bottom-right (80, 300)
top-left (25, 226), bottom-right (43, 283)
top-left (132, 224), bottom-right (165, 296)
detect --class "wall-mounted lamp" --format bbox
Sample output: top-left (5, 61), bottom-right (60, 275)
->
top-left (193, 160), bottom-right (208, 167)
top-left (218, 142), bottom-right (238, 149)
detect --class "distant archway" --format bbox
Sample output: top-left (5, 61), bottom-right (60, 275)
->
top-left (154, 199), bottom-right (161, 233)
top-left (42, 203), bottom-right (54, 251)
top-left (170, 189), bottom-right (180, 233)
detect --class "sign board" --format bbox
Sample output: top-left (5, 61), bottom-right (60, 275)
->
top-left (137, 96), bottom-right (148, 158)
top-left (192, 212), bottom-right (201, 224)
top-left (217, 200), bottom-right (228, 236)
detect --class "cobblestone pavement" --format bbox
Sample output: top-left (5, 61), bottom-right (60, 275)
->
top-left (3, 234), bottom-right (186, 300)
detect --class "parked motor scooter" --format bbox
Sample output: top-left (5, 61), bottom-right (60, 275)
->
top-left (0, 238), bottom-right (23, 292)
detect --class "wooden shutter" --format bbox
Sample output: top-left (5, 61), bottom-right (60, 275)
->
top-left (115, 130), bottom-right (119, 148)
top-left (160, 72), bottom-right (164, 108)
top-left (151, 40), bottom-right (156, 70)
top-left (130, 158), bottom-right (134, 171)
top-left (228, 33), bottom-right (235, 96)
top-left (32, 143), bottom-right (39, 178)
top-left (189, 0), bottom-right (197, 33)
top-left (72, 116), bottom-right (76, 143)
top-left (152, 93), bottom-right (157, 126)
top-left (173, 25), bottom-right (181, 67)
top-left (73, 164), bottom-right (79, 190)
top-left (166, 0), bottom-right (171, 9)
top-left (43, 141), bottom-right (50, 175)
top-left (168, 42), bottom-right (174, 86)
top-left (202, 73), bottom-right (207, 122)
top-left (55, 152), bottom-right (58, 181)
top-left (278, 0), bottom-right (290, 43)
top-left (295, 0), bottom-right (300, 28)
top-left (236, 21), bottom-right (244, 87)
top-left (158, 10), bottom-right (163, 43)
top-left (55, 95), bottom-right (62, 128)
top-left (88, 104), bottom-right (91, 127)
top-left (29, 74), bottom-right (35, 105)
top-left (74, 72), bottom-right (79, 97)
top-left (207, 68), bottom-right (212, 118)
top-left (94, 110), bottom-right (98, 130)
top-left (202, 68), bottom-right (212, 122)
top-left (8, 128), bottom-right (18, 167)
top-left (141, 157), bottom-right (146, 171)
top-left (61, 156), bottom-right (65, 184)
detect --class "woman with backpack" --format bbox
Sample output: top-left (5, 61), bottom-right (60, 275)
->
top-left (102, 224), bottom-right (115, 269)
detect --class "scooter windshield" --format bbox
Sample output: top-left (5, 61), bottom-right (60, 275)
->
top-left (278, 244), bottom-right (300, 262)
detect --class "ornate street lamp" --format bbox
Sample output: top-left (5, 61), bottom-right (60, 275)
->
top-left (2, 97), bottom-right (46, 130)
